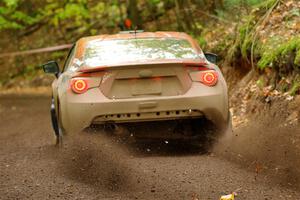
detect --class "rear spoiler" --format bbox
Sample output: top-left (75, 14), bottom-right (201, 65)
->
top-left (78, 60), bottom-right (209, 73)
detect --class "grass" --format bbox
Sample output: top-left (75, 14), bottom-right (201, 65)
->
top-left (224, 0), bottom-right (264, 8)
top-left (258, 37), bottom-right (300, 69)
top-left (289, 75), bottom-right (300, 96)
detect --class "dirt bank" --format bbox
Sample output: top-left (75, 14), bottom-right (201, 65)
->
top-left (214, 69), bottom-right (300, 191)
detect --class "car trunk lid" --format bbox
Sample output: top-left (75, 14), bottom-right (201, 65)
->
top-left (89, 63), bottom-right (194, 99)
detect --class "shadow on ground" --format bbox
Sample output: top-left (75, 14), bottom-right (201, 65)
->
top-left (54, 127), bottom-right (208, 199)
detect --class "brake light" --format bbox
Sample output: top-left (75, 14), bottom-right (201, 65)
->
top-left (201, 71), bottom-right (218, 86)
top-left (188, 67), bottom-right (218, 86)
top-left (71, 79), bottom-right (88, 94)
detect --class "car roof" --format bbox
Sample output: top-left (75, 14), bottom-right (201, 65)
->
top-left (80, 31), bottom-right (194, 42)
top-left (74, 31), bottom-right (200, 58)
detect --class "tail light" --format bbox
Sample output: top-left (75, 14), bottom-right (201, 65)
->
top-left (201, 71), bottom-right (218, 86)
top-left (70, 71), bottom-right (105, 94)
top-left (187, 66), bottom-right (218, 86)
top-left (71, 79), bottom-right (88, 94)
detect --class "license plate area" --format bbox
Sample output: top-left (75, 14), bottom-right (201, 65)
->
top-left (132, 79), bottom-right (162, 96)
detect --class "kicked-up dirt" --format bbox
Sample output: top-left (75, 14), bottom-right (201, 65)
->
top-left (0, 95), bottom-right (300, 200)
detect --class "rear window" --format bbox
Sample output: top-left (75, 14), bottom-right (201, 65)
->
top-left (82, 38), bottom-right (204, 67)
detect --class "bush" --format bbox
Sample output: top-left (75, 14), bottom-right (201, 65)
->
top-left (258, 37), bottom-right (300, 69)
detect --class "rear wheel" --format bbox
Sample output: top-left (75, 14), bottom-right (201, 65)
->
top-left (50, 98), bottom-right (63, 145)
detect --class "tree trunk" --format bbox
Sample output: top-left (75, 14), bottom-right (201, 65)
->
top-left (174, 0), bottom-right (185, 31)
top-left (204, 0), bottom-right (224, 13)
top-left (175, 0), bottom-right (197, 32)
top-left (127, 0), bottom-right (142, 29)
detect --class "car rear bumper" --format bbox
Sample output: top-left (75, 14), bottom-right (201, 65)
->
top-left (60, 82), bottom-right (229, 134)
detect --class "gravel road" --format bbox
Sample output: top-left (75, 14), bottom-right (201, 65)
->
top-left (0, 96), bottom-right (299, 200)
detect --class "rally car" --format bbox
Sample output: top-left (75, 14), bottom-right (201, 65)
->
top-left (42, 31), bottom-right (231, 144)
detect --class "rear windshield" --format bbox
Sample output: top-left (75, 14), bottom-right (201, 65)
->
top-left (82, 38), bottom-right (204, 67)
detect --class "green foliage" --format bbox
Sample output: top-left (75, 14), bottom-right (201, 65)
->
top-left (3, 0), bottom-right (19, 8)
top-left (224, 14), bottom-right (256, 63)
top-left (295, 48), bottom-right (300, 64)
top-left (256, 76), bottom-right (265, 88)
top-left (224, 0), bottom-right (263, 7)
top-left (46, 0), bottom-right (89, 27)
top-left (255, 0), bottom-right (278, 10)
top-left (225, 0), bottom-right (282, 66)
top-left (51, 51), bottom-right (66, 60)
top-left (0, 1), bottom-right (23, 30)
top-left (0, 0), bottom-right (42, 30)
top-left (258, 37), bottom-right (300, 69)
top-left (239, 15), bottom-right (256, 59)
top-left (289, 77), bottom-right (300, 96)
top-left (196, 36), bottom-right (207, 49)
top-left (0, 0), bottom-right (118, 33)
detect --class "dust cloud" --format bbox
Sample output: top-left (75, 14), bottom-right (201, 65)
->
top-left (214, 123), bottom-right (300, 190)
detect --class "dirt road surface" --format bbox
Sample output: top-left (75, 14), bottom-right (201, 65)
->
top-left (0, 96), bottom-right (299, 200)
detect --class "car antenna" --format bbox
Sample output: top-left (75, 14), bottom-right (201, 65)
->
top-left (134, 26), bottom-right (138, 40)
top-left (133, 26), bottom-right (139, 46)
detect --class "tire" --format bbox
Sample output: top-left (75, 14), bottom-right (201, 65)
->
top-left (50, 98), bottom-right (63, 145)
